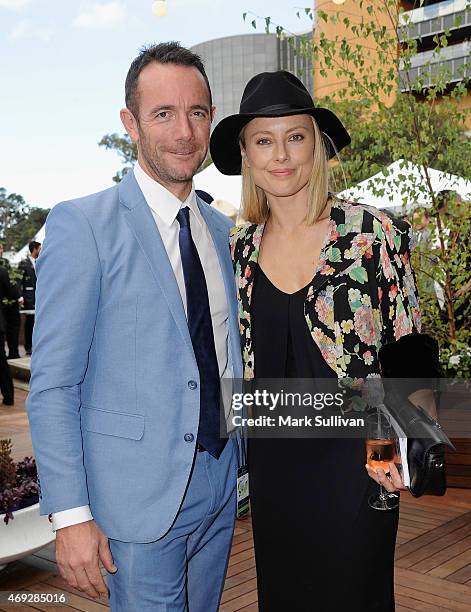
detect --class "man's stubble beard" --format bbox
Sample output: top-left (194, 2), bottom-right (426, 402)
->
top-left (138, 127), bottom-right (206, 184)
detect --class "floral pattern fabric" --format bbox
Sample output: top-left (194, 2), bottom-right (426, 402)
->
top-left (230, 194), bottom-right (421, 383)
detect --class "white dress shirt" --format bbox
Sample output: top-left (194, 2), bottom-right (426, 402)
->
top-left (51, 162), bottom-right (229, 532)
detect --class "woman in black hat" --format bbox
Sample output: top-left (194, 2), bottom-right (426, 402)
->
top-left (210, 71), bottom-right (432, 611)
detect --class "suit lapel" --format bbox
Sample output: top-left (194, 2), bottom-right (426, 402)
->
top-left (118, 172), bottom-right (193, 355)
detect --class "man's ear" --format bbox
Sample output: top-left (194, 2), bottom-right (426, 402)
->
top-left (210, 105), bottom-right (216, 123)
top-left (120, 108), bottom-right (139, 143)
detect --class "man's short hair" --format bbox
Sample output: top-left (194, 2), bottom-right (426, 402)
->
top-left (29, 241), bottom-right (41, 253)
top-left (125, 41), bottom-right (212, 118)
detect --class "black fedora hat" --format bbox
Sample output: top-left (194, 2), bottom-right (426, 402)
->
top-left (210, 70), bottom-right (351, 175)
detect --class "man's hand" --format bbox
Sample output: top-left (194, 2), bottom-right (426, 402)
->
top-left (55, 520), bottom-right (117, 599)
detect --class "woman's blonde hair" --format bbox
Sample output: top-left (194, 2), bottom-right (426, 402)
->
top-left (240, 116), bottom-right (330, 225)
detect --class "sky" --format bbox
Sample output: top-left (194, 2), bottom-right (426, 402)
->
top-left (1, 0), bottom-right (313, 209)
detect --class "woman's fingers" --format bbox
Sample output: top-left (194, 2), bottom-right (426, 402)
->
top-left (365, 464), bottom-right (406, 492)
top-left (388, 462), bottom-right (408, 490)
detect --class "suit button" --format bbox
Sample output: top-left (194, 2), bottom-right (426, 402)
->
top-left (184, 433), bottom-right (194, 443)
top-left (188, 380), bottom-right (198, 390)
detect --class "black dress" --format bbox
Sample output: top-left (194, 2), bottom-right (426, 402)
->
top-left (249, 265), bottom-right (398, 612)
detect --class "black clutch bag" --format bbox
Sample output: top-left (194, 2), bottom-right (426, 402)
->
top-left (378, 333), bottom-right (455, 498)
top-left (381, 388), bottom-right (454, 497)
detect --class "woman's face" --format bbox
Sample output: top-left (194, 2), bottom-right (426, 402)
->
top-left (241, 114), bottom-right (315, 199)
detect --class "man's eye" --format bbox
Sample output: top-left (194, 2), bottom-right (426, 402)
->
top-left (193, 111), bottom-right (207, 118)
top-left (156, 111), bottom-right (170, 119)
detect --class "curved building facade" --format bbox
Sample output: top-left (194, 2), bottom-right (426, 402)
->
top-left (191, 32), bottom-right (313, 126)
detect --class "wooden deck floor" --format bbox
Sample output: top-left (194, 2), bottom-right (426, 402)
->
top-left (2, 390), bottom-right (471, 610)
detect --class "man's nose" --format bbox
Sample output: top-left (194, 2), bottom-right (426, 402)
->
top-left (174, 114), bottom-right (193, 141)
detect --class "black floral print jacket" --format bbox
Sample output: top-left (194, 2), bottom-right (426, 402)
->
top-left (230, 194), bottom-right (421, 383)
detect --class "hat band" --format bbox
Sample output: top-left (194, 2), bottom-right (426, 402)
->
top-left (241, 103), bottom-right (313, 115)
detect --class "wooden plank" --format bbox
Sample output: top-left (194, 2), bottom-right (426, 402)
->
top-left (219, 589), bottom-right (258, 612)
top-left (398, 524), bottom-right (430, 537)
top-left (402, 491), bottom-right (471, 511)
top-left (0, 562), bottom-right (52, 591)
top-left (225, 558), bottom-right (256, 579)
top-left (448, 440), bottom-right (471, 454)
top-left (448, 476), bottom-right (471, 488)
top-left (396, 592), bottom-right (452, 611)
top-left (396, 512), bottom-right (471, 564)
top-left (448, 466), bottom-right (471, 477)
top-left (227, 549), bottom-right (255, 568)
top-left (229, 539), bottom-right (255, 557)
top-left (395, 567), bottom-right (471, 605)
top-left (397, 524), bottom-right (471, 568)
top-left (236, 604), bottom-right (258, 612)
top-left (447, 454), bottom-right (471, 467)
top-left (41, 577), bottom-right (109, 611)
top-left (223, 567), bottom-right (257, 591)
top-left (447, 563), bottom-right (471, 585)
top-left (220, 578), bottom-right (258, 604)
top-left (0, 607), bottom-right (37, 612)
top-left (399, 514), bottom-right (446, 529)
top-left (395, 584), bottom-right (471, 611)
top-left (231, 532), bottom-right (253, 547)
top-left (412, 535), bottom-right (471, 575)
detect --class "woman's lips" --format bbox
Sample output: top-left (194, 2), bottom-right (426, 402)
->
top-left (269, 169), bottom-right (294, 176)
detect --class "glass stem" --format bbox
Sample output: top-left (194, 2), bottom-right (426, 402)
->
top-left (379, 484), bottom-right (388, 508)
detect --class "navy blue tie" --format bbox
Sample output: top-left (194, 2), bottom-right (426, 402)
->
top-left (177, 206), bottom-right (227, 459)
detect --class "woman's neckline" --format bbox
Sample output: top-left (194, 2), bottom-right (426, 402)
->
top-left (257, 264), bottom-right (312, 297)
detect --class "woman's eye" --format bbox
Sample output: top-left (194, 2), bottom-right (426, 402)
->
top-left (289, 133), bottom-right (304, 142)
top-left (256, 138), bottom-right (271, 145)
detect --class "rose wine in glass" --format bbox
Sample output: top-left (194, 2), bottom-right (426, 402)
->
top-left (366, 411), bottom-right (399, 511)
top-left (366, 439), bottom-right (396, 472)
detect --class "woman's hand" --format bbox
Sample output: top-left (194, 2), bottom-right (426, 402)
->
top-left (365, 462), bottom-right (408, 493)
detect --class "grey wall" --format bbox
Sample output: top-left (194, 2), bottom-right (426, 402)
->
top-left (192, 33), bottom-right (278, 126)
top-left (191, 32), bottom-right (313, 126)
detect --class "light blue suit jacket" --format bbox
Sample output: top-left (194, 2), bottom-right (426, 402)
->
top-left (26, 170), bottom-right (242, 543)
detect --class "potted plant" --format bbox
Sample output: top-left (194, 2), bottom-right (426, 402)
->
top-left (0, 439), bottom-right (55, 570)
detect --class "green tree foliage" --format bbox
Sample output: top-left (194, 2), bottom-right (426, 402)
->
top-left (0, 188), bottom-right (48, 252)
top-left (98, 133), bottom-right (137, 183)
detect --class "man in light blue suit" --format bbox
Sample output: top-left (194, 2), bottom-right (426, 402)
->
top-left (27, 42), bottom-right (243, 611)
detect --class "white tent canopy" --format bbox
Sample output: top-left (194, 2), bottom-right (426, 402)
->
top-left (6, 225), bottom-right (45, 266)
top-left (338, 159), bottom-right (471, 210)
top-left (6, 164), bottom-right (243, 265)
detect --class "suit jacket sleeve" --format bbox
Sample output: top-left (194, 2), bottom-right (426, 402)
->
top-left (26, 202), bottom-right (101, 515)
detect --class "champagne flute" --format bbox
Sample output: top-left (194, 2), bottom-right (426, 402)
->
top-left (365, 410), bottom-right (400, 511)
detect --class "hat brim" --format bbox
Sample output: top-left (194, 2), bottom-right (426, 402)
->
top-left (210, 107), bottom-right (351, 176)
